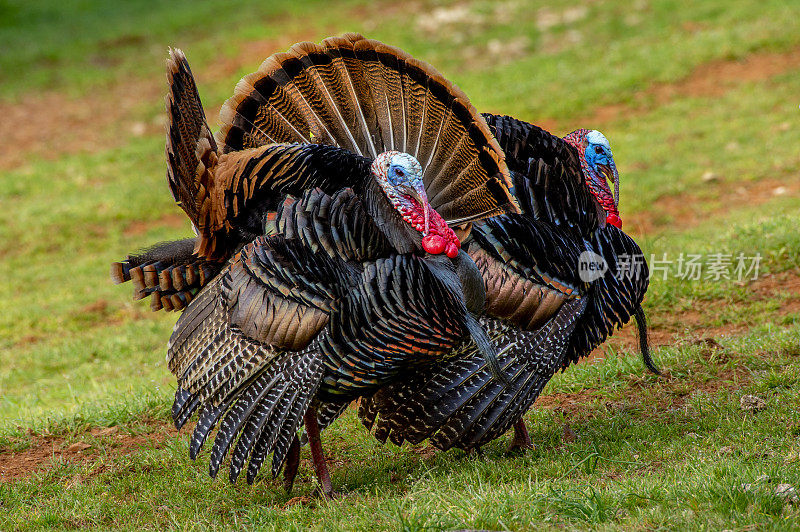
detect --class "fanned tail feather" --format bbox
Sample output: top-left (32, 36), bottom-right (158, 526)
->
top-left (216, 34), bottom-right (517, 224)
top-left (165, 49), bottom-right (219, 229)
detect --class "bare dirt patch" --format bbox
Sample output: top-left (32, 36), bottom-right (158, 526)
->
top-left (537, 362), bottom-right (752, 419)
top-left (588, 270), bottom-right (800, 363)
top-left (0, 30), bottom-right (317, 172)
top-left (0, 423), bottom-right (177, 482)
top-left (123, 210), bottom-right (191, 237)
top-left (578, 47), bottom-right (800, 127)
top-left (752, 270), bottom-right (800, 314)
top-left (626, 177), bottom-right (800, 235)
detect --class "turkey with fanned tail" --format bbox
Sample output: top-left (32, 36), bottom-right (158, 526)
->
top-left (355, 114), bottom-right (655, 453)
top-left (111, 34), bottom-right (519, 498)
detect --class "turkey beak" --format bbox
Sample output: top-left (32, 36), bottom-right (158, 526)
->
top-left (598, 162), bottom-right (620, 208)
top-left (403, 185), bottom-right (431, 235)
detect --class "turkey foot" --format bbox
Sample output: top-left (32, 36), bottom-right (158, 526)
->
top-left (282, 436), bottom-right (301, 493)
top-left (304, 405), bottom-right (334, 499)
top-left (508, 420), bottom-right (535, 452)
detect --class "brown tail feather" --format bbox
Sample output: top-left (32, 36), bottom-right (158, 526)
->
top-left (111, 239), bottom-right (223, 312)
top-left (215, 34), bottom-right (518, 224)
top-left (165, 48), bottom-right (219, 236)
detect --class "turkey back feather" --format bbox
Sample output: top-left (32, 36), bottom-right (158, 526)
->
top-left (216, 33), bottom-right (518, 224)
top-left (467, 215), bottom-right (584, 331)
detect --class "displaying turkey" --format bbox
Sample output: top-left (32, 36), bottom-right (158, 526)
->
top-left (356, 114), bottom-right (654, 452)
top-left (111, 34), bottom-right (520, 498)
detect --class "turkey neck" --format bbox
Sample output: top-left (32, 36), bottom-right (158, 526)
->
top-left (361, 176), bottom-right (487, 314)
top-left (361, 177), bottom-right (423, 255)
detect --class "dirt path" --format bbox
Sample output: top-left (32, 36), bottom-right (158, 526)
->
top-left (575, 47), bottom-right (800, 127)
top-left (0, 31), bottom-right (316, 171)
top-left (0, 422), bottom-right (181, 482)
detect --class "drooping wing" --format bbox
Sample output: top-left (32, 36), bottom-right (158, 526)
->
top-left (167, 235), bottom-right (352, 480)
top-left (217, 34), bottom-right (518, 224)
top-left (167, 187), bottom-right (392, 483)
top-left (482, 113), bottom-right (602, 235)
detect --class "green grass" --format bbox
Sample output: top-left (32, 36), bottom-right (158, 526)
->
top-left (1, 0), bottom-right (799, 529)
top-left (2, 330), bottom-right (798, 530)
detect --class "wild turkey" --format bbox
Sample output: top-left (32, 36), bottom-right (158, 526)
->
top-left (356, 114), bottom-right (654, 452)
top-left (111, 34), bottom-right (519, 497)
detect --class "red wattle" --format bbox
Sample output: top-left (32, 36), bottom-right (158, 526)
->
top-left (422, 234), bottom-right (446, 255)
top-left (606, 213), bottom-right (622, 228)
top-left (445, 243), bottom-right (459, 258)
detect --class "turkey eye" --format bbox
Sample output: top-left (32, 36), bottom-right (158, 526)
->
top-left (396, 169), bottom-right (405, 178)
top-left (594, 146), bottom-right (603, 154)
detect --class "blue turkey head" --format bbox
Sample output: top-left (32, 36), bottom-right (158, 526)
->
top-left (564, 129), bottom-right (622, 228)
top-left (370, 151), bottom-right (461, 258)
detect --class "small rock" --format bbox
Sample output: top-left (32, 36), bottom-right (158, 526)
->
top-left (129, 122), bottom-right (147, 137)
top-left (725, 141), bottom-right (740, 152)
top-left (701, 171), bottom-right (720, 183)
top-left (563, 424), bottom-right (577, 443)
top-left (773, 186), bottom-right (787, 196)
top-left (778, 122), bottom-right (790, 132)
top-left (776, 483), bottom-right (799, 503)
top-left (718, 446), bottom-right (734, 455)
top-left (92, 426), bottom-right (118, 437)
top-left (66, 442), bottom-right (91, 453)
top-left (740, 394), bottom-right (766, 412)
top-left (284, 496), bottom-right (313, 508)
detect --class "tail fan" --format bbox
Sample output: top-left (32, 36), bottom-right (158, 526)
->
top-left (482, 114), bottom-right (599, 235)
top-left (216, 33), bottom-right (518, 223)
top-left (110, 238), bottom-right (223, 311)
top-left (165, 48), bottom-right (219, 229)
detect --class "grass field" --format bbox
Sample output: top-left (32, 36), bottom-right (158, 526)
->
top-left (1, 0), bottom-right (799, 529)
